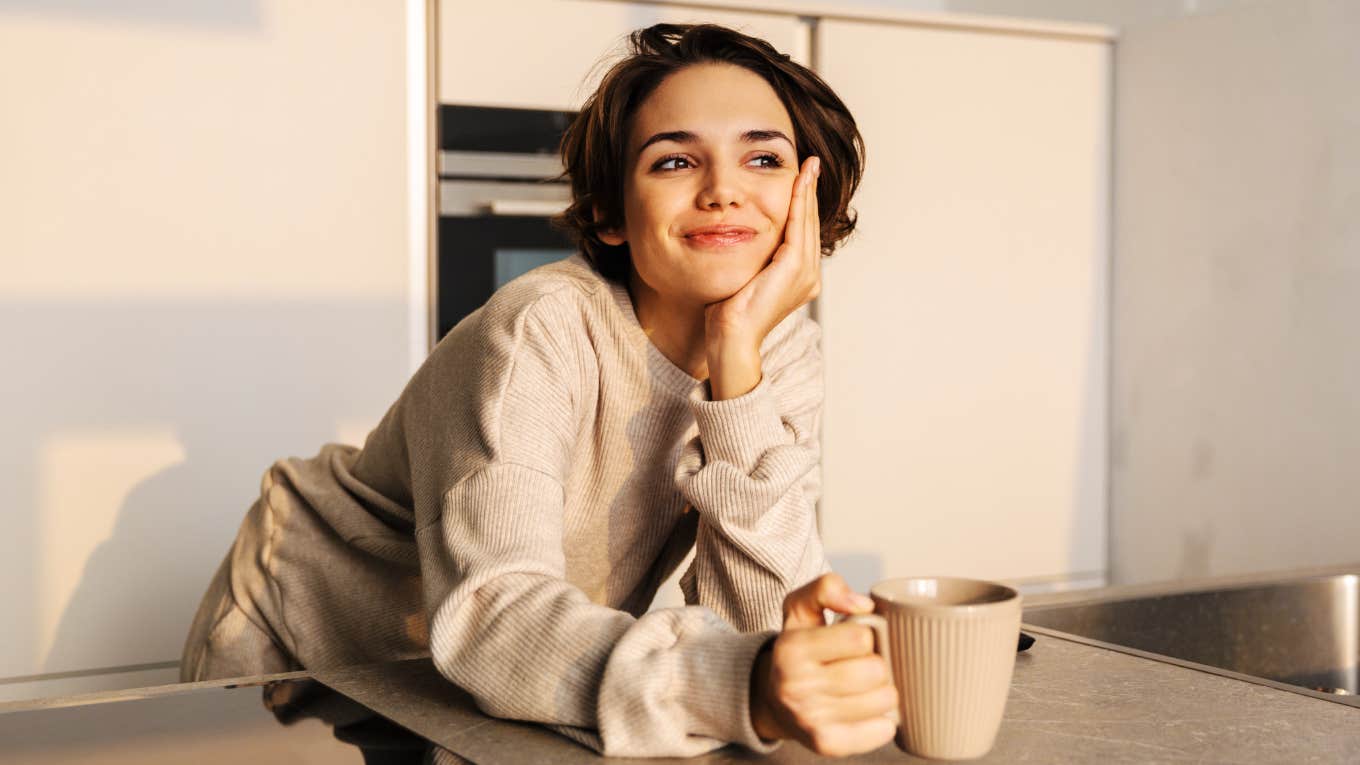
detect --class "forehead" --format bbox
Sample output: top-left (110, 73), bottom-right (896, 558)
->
top-left (629, 63), bottom-right (794, 150)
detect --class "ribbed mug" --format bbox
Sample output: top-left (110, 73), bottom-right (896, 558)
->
top-left (846, 577), bottom-right (1021, 760)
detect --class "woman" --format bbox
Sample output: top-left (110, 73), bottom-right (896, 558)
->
top-left (182, 22), bottom-right (893, 759)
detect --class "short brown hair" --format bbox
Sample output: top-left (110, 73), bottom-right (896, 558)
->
top-left (551, 23), bottom-right (866, 280)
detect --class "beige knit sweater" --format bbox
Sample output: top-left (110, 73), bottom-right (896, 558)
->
top-left (181, 253), bottom-right (828, 757)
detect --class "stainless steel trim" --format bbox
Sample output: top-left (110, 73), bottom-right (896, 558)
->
top-left (439, 179), bottom-right (570, 217)
top-left (439, 150), bottom-right (564, 179)
top-left (487, 199), bottom-right (570, 217)
top-left (426, 0), bottom-right (440, 356)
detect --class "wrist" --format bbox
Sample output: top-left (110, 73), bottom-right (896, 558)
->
top-left (706, 338), bottom-right (762, 401)
top-left (749, 643), bottom-right (782, 742)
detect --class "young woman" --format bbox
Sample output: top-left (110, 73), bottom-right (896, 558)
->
top-left (182, 23), bottom-right (893, 759)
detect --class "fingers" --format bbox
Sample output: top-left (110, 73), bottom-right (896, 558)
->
top-left (811, 683), bottom-right (900, 723)
top-left (820, 653), bottom-right (894, 696)
top-left (761, 585), bottom-right (901, 759)
top-left (764, 637), bottom-right (898, 754)
top-left (806, 717), bottom-right (897, 758)
top-left (786, 621), bottom-right (881, 663)
top-left (783, 572), bottom-right (873, 629)
top-left (806, 156), bottom-right (820, 264)
top-left (778, 156), bottom-right (814, 262)
top-left (799, 156), bottom-right (822, 303)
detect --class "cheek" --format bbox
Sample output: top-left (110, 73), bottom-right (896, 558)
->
top-left (764, 189), bottom-right (794, 231)
top-left (627, 185), bottom-right (679, 236)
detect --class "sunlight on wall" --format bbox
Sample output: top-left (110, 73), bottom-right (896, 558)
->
top-left (36, 428), bottom-right (186, 667)
top-left (333, 419), bottom-right (378, 450)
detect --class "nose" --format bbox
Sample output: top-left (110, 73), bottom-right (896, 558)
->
top-left (695, 163), bottom-right (743, 210)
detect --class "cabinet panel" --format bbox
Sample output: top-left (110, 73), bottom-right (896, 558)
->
top-left (814, 19), bottom-right (1110, 589)
top-left (438, 0), bottom-right (807, 109)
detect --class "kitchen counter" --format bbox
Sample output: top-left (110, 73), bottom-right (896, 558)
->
top-left (311, 622), bottom-right (1359, 764)
top-left (3, 564), bottom-right (1358, 763)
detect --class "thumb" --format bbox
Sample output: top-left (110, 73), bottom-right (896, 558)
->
top-left (782, 572), bottom-right (875, 630)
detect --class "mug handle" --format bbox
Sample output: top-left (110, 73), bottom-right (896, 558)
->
top-left (838, 612), bottom-right (900, 724)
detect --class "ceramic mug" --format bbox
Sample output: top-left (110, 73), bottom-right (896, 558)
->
top-left (843, 577), bottom-right (1022, 760)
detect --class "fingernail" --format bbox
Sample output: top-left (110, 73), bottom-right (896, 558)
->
top-left (812, 157), bottom-right (821, 175)
top-left (852, 593), bottom-right (874, 609)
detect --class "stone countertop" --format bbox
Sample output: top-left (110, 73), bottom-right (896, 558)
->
top-left (313, 625), bottom-right (1360, 764)
top-left (3, 564), bottom-right (1355, 762)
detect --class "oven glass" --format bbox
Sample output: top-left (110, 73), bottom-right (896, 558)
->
top-left (436, 216), bottom-right (576, 341)
top-left (494, 248), bottom-right (572, 289)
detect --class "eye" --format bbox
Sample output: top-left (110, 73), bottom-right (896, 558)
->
top-left (750, 152), bottom-right (785, 169)
top-left (652, 154), bottom-right (692, 172)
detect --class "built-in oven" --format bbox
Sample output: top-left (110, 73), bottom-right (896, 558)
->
top-left (436, 104), bottom-right (580, 343)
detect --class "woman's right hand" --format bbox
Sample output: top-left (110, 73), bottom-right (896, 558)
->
top-left (749, 573), bottom-right (899, 757)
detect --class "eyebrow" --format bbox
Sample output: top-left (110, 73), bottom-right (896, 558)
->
top-left (635, 129), bottom-right (795, 158)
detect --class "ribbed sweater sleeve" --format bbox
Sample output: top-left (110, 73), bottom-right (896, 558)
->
top-left (675, 317), bottom-right (829, 632)
top-left (413, 286), bottom-right (787, 757)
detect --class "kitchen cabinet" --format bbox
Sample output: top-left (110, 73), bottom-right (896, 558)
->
top-left (812, 18), bottom-right (1112, 592)
top-left (438, 0), bottom-right (808, 109)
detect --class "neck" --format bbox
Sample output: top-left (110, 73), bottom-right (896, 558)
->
top-left (627, 265), bottom-right (708, 381)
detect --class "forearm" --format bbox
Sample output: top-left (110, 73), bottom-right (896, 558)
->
top-left (424, 463), bottom-right (781, 757)
top-left (685, 500), bottom-right (825, 631)
top-left (677, 366), bottom-right (826, 630)
top-left (426, 569), bottom-right (779, 756)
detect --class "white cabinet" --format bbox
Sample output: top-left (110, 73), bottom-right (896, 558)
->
top-left (813, 19), bottom-right (1112, 593)
top-left (438, 0), bottom-right (808, 108)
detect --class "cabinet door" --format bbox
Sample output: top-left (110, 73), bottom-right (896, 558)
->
top-left (814, 20), bottom-right (1110, 590)
top-left (439, 0), bottom-right (807, 109)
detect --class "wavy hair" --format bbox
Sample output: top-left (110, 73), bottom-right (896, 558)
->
top-left (550, 23), bottom-right (866, 280)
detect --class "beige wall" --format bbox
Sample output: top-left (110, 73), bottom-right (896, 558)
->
top-left (0, 2), bottom-right (414, 684)
top-left (1111, 0), bottom-right (1360, 583)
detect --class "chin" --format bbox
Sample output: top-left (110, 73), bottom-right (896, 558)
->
top-left (689, 270), bottom-right (759, 304)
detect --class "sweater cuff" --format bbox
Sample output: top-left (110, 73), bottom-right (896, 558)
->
top-left (673, 627), bottom-right (782, 754)
top-left (689, 375), bottom-right (790, 474)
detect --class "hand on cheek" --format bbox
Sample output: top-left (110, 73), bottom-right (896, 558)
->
top-left (703, 156), bottom-right (822, 400)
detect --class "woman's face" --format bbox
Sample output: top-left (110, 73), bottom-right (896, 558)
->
top-left (600, 63), bottom-right (800, 306)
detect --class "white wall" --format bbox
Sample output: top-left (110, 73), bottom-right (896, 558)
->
top-left (1110, 0), bottom-right (1360, 583)
top-left (0, 1), bottom-right (416, 688)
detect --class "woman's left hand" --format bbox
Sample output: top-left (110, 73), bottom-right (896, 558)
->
top-left (704, 155), bottom-right (822, 399)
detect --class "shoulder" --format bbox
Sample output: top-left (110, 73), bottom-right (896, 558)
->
top-left (442, 254), bottom-right (606, 365)
top-left (481, 254), bottom-right (604, 328)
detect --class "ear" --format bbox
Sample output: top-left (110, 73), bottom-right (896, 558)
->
top-left (593, 204), bottom-right (626, 246)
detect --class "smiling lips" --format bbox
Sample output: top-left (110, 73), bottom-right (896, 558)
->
top-left (684, 225), bottom-right (756, 248)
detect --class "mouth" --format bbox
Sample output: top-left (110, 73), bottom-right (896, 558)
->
top-left (683, 226), bottom-right (757, 249)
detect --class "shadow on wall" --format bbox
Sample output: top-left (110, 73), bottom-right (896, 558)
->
top-left (0, 298), bottom-right (408, 680)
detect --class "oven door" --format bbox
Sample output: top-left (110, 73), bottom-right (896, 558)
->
top-left (435, 106), bottom-right (577, 343)
top-left (436, 211), bottom-right (576, 341)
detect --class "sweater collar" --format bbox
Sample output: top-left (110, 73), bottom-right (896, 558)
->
top-left (571, 255), bottom-right (709, 400)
